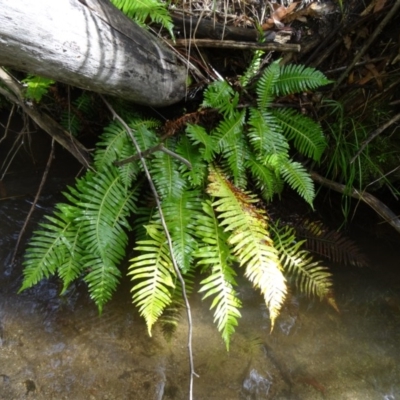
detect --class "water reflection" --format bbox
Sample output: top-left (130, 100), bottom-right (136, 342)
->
top-left (1, 197), bottom-right (400, 399)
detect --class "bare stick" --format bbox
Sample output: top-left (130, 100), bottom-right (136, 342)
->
top-left (100, 96), bottom-right (197, 400)
top-left (11, 138), bottom-right (55, 264)
top-left (169, 38), bottom-right (300, 52)
top-left (310, 171), bottom-right (400, 234)
top-left (350, 112), bottom-right (400, 164)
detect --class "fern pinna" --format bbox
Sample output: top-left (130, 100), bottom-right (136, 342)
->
top-left (21, 61), bottom-right (335, 349)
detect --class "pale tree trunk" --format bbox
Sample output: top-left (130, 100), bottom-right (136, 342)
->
top-left (0, 0), bottom-right (187, 107)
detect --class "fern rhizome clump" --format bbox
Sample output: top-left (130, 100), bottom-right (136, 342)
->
top-left (20, 60), bottom-right (335, 349)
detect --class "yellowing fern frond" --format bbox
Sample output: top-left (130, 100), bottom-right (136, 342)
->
top-left (207, 166), bottom-right (287, 330)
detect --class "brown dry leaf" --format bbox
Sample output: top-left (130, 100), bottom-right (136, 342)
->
top-left (373, 0), bottom-right (387, 13)
top-left (261, 2), bottom-right (298, 30)
top-left (343, 35), bottom-right (352, 50)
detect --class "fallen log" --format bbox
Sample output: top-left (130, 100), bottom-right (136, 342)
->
top-left (0, 0), bottom-right (187, 107)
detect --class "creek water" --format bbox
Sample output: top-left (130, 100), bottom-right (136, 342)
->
top-left (1, 137), bottom-right (400, 399)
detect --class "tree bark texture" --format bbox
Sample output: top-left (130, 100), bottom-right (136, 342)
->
top-left (0, 0), bottom-right (187, 107)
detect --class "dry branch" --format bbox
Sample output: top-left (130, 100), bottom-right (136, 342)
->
top-left (0, 0), bottom-right (187, 107)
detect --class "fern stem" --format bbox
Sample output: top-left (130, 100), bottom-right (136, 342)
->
top-left (101, 96), bottom-right (197, 399)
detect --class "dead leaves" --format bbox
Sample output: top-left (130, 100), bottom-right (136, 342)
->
top-left (261, 1), bottom-right (335, 31)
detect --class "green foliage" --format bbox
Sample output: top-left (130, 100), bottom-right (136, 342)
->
top-left (21, 61), bottom-right (333, 349)
top-left (110, 0), bottom-right (174, 38)
top-left (22, 75), bottom-right (54, 102)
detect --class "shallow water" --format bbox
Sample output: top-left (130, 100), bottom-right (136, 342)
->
top-left (1, 142), bottom-right (400, 399)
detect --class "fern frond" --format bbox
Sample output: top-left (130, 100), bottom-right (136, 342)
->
top-left (150, 140), bottom-right (187, 200)
top-left (202, 80), bottom-right (239, 119)
top-left (195, 201), bottom-right (241, 349)
top-left (296, 219), bottom-right (369, 267)
top-left (176, 135), bottom-right (208, 187)
top-left (246, 155), bottom-right (281, 201)
top-left (280, 159), bottom-right (315, 205)
top-left (207, 167), bottom-right (287, 330)
top-left (22, 75), bottom-right (54, 102)
top-left (213, 110), bottom-right (246, 152)
top-left (221, 132), bottom-right (249, 189)
top-left (129, 222), bottom-right (175, 335)
top-left (110, 0), bottom-right (174, 38)
top-left (272, 108), bottom-right (327, 161)
top-left (240, 50), bottom-right (264, 88)
top-left (20, 208), bottom-right (78, 292)
top-left (186, 124), bottom-right (218, 162)
top-left (274, 64), bottom-right (332, 96)
top-left (74, 166), bottom-right (137, 311)
top-left (161, 190), bottom-right (203, 272)
top-left (256, 60), bottom-right (280, 109)
top-left (247, 108), bottom-right (289, 157)
top-left (271, 224), bottom-right (337, 310)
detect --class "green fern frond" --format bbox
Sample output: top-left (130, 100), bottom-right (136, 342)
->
top-left (195, 201), bottom-right (241, 349)
top-left (247, 108), bottom-right (289, 158)
top-left (240, 50), bottom-right (264, 88)
top-left (246, 155), bottom-right (281, 201)
top-left (110, 0), bottom-right (174, 38)
top-left (176, 135), bottom-right (208, 187)
top-left (202, 80), bottom-right (239, 119)
top-left (213, 110), bottom-right (246, 152)
top-left (22, 75), bottom-right (54, 102)
top-left (186, 124), bottom-right (218, 162)
top-left (150, 140), bottom-right (187, 200)
top-left (75, 167), bottom-right (137, 311)
top-left (256, 60), bottom-right (280, 109)
top-left (207, 167), bottom-right (287, 330)
top-left (272, 108), bottom-right (327, 161)
top-left (221, 134), bottom-right (249, 189)
top-left (280, 159), bottom-right (315, 205)
top-left (20, 208), bottom-right (78, 292)
top-left (271, 224), bottom-right (337, 309)
top-left (274, 63), bottom-right (332, 96)
top-left (128, 222), bottom-right (175, 335)
top-left (161, 190), bottom-right (203, 272)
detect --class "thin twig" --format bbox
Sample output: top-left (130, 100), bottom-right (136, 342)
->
top-left (100, 95), bottom-right (197, 400)
top-left (11, 138), bottom-right (55, 264)
top-left (350, 112), bottom-right (400, 164)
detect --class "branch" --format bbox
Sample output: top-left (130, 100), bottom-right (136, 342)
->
top-left (310, 171), bottom-right (400, 234)
top-left (100, 95), bottom-right (197, 399)
top-left (169, 38), bottom-right (300, 52)
top-left (0, 68), bottom-right (92, 168)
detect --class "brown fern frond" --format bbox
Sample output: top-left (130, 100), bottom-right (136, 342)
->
top-left (295, 219), bottom-right (369, 267)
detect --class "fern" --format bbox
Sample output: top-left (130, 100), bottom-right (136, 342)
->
top-left (271, 223), bottom-right (337, 310)
top-left (161, 190), bottom-right (202, 272)
top-left (110, 0), bottom-right (174, 38)
top-left (202, 80), bottom-right (239, 119)
top-left (22, 75), bottom-right (54, 102)
top-left (274, 63), bottom-right (332, 96)
top-left (128, 222), bottom-right (175, 335)
top-left (279, 159), bottom-right (315, 205)
top-left (256, 60), bottom-right (280, 109)
top-left (207, 167), bottom-right (287, 330)
top-left (196, 201), bottom-right (242, 350)
top-left (272, 108), bottom-right (327, 161)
